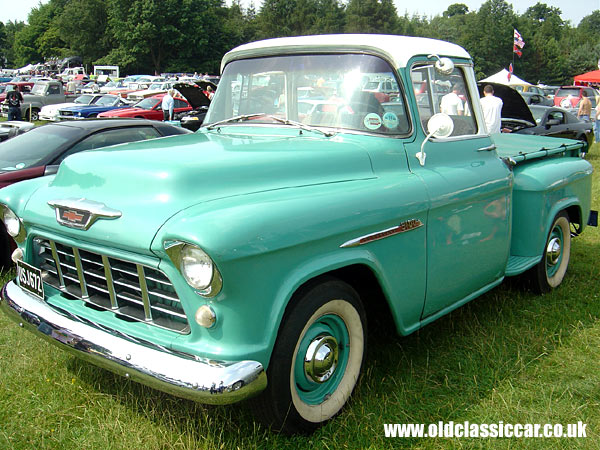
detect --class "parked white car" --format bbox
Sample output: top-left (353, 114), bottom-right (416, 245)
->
top-left (126, 81), bottom-right (174, 102)
top-left (39, 94), bottom-right (104, 121)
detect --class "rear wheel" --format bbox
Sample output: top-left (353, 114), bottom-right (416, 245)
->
top-left (255, 278), bottom-right (366, 434)
top-left (528, 212), bottom-right (571, 294)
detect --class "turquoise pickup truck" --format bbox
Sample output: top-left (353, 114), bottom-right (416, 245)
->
top-left (0, 35), bottom-right (596, 434)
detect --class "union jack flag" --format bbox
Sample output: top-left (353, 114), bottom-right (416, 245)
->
top-left (514, 29), bottom-right (525, 49)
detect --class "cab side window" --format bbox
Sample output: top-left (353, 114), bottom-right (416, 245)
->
top-left (411, 64), bottom-right (478, 137)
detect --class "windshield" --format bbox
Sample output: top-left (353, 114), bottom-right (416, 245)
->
top-left (556, 88), bottom-right (580, 97)
top-left (75, 95), bottom-right (94, 104)
top-left (530, 107), bottom-right (545, 124)
top-left (96, 96), bottom-right (119, 106)
top-left (0, 125), bottom-right (82, 170)
top-left (31, 84), bottom-right (48, 95)
top-left (134, 98), bottom-right (159, 109)
top-left (205, 53), bottom-right (409, 135)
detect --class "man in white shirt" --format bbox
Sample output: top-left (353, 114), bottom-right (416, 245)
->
top-left (161, 89), bottom-right (175, 121)
top-left (480, 85), bottom-right (503, 134)
top-left (440, 84), bottom-right (464, 116)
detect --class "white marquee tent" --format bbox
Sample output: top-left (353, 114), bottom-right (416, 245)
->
top-left (480, 68), bottom-right (532, 86)
top-left (17, 63), bottom-right (35, 73)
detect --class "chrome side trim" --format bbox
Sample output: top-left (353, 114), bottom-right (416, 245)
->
top-left (340, 219), bottom-right (424, 248)
top-left (0, 281), bottom-right (267, 405)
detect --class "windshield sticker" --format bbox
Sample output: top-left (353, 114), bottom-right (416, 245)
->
top-left (364, 113), bottom-right (382, 130)
top-left (383, 112), bottom-right (399, 129)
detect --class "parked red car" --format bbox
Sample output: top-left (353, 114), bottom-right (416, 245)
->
top-left (0, 82), bottom-right (35, 103)
top-left (553, 86), bottom-right (597, 109)
top-left (98, 93), bottom-right (192, 120)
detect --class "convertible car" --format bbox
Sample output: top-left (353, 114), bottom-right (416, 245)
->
top-left (478, 82), bottom-right (593, 149)
top-left (97, 93), bottom-right (192, 120)
top-left (57, 94), bottom-right (129, 119)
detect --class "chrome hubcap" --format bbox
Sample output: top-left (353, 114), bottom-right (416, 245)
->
top-left (304, 335), bottom-right (339, 383)
top-left (546, 237), bottom-right (562, 266)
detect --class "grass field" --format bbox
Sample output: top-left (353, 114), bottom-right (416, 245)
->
top-left (0, 144), bottom-right (599, 449)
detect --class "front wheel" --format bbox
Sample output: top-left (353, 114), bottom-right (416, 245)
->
top-left (528, 212), bottom-right (571, 294)
top-left (29, 109), bottom-right (39, 121)
top-left (255, 278), bottom-right (366, 434)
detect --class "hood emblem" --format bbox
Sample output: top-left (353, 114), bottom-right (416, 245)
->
top-left (48, 198), bottom-right (122, 230)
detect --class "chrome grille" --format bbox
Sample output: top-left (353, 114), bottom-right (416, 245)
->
top-left (34, 238), bottom-right (189, 334)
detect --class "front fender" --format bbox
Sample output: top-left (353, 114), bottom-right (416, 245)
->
top-left (150, 175), bottom-right (428, 368)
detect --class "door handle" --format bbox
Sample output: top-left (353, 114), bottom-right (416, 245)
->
top-left (477, 144), bottom-right (497, 152)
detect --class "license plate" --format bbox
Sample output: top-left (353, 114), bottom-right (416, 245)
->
top-left (17, 260), bottom-right (44, 300)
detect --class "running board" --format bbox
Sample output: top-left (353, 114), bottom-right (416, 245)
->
top-left (505, 255), bottom-right (540, 276)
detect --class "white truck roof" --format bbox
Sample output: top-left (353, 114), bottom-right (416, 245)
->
top-left (221, 34), bottom-right (471, 73)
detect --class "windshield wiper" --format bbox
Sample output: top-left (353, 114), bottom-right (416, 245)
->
top-left (205, 113), bottom-right (267, 129)
top-left (267, 116), bottom-right (335, 137)
top-left (206, 113), bottom-right (335, 137)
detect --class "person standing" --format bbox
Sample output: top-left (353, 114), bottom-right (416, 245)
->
top-left (480, 84), bottom-right (503, 134)
top-left (5, 85), bottom-right (24, 121)
top-left (440, 84), bottom-right (464, 116)
top-left (577, 91), bottom-right (592, 122)
top-left (162, 89), bottom-right (175, 121)
top-left (595, 102), bottom-right (600, 143)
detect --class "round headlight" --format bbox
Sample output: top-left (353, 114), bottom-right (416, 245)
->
top-left (3, 207), bottom-right (21, 238)
top-left (180, 244), bottom-right (214, 290)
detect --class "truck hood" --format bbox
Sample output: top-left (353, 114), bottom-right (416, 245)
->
top-left (477, 82), bottom-right (536, 125)
top-left (23, 129), bottom-right (375, 253)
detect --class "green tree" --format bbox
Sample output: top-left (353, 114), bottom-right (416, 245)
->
top-left (345, 0), bottom-right (399, 34)
top-left (103, 0), bottom-right (228, 75)
top-left (443, 3), bottom-right (469, 18)
top-left (462, 0), bottom-right (516, 79)
top-left (256, 0), bottom-right (344, 38)
top-left (56, 0), bottom-right (111, 66)
top-left (13, 1), bottom-right (67, 66)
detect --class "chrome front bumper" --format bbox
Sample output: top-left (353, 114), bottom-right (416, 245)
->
top-left (0, 280), bottom-right (267, 404)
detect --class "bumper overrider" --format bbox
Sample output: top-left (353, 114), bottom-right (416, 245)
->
top-left (0, 280), bottom-right (267, 404)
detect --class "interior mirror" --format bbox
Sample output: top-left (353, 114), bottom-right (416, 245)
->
top-left (416, 113), bottom-right (454, 166)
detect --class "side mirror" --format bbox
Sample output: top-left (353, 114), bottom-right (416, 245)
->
top-left (416, 113), bottom-right (454, 166)
top-left (428, 54), bottom-right (455, 75)
top-left (44, 165), bottom-right (59, 176)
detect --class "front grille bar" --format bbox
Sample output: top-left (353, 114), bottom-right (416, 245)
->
top-left (72, 247), bottom-right (89, 299)
top-left (49, 240), bottom-right (65, 288)
top-left (35, 238), bottom-right (189, 334)
top-left (101, 255), bottom-right (119, 310)
top-left (136, 264), bottom-right (152, 321)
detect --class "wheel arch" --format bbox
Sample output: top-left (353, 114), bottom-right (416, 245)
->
top-left (270, 260), bottom-right (395, 367)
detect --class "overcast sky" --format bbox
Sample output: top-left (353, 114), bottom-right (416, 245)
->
top-left (0, 0), bottom-right (596, 26)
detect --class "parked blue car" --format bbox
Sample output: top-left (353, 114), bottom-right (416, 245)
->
top-left (57, 94), bottom-right (128, 119)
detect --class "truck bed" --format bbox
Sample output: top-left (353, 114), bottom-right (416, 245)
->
top-left (493, 133), bottom-right (585, 164)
